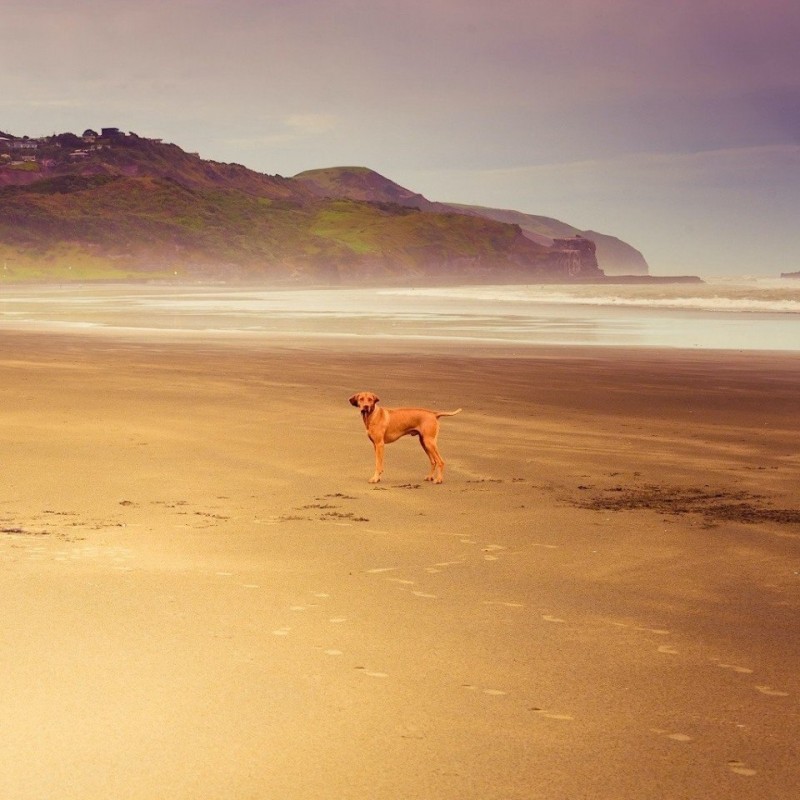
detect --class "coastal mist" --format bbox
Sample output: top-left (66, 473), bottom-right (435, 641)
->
top-left (2, 278), bottom-right (799, 351)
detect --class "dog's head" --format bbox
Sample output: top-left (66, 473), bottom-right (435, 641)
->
top-left (349, 391), bottom-right (380, 415)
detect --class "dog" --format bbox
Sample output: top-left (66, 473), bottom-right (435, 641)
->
top-left (349, 391), bottom-right (462, 484)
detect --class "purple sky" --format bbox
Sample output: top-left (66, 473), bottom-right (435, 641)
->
top-left (2, 0), bottom-right (798, 275)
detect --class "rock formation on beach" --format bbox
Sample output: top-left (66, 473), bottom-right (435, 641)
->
top-left (550, 236), bottom-right (600, 276)
top-left (1, 128), bottom-right (629, 284)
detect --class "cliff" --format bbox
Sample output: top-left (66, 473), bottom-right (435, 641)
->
top-left (296, 168), bottom-right (649, 275)
top-left (444, 205), bottom-right (649, 275)
top-left (2, 129), bottom-right (610, 284)
top-left (550, 236), bottom-right (602, 277)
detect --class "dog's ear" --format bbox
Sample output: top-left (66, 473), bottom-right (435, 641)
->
top-left (372, 394), bottom-right (380, 405)
top-left (349, 394), bottom-right (359, 407)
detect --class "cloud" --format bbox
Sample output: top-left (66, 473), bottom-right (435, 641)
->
top-left (283, 114), bottom-right (338, 136)
top-left (2, 0), bottom-right (798, 274)
top-left (482, 144), bottom-right (800, 190)
top-left (22, 99), bottom-right (89, 110)
top-left (406, 144), bottom-right (799, 204)
top-left (221, 113), bottom-right (340, 149)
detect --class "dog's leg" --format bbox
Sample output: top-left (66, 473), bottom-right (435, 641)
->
top-left (370, 440), bottom-right (385, 483)
top-left (417, 434), bottom-right (438, 481)
top-left (420, 435), bottom-right (445, 483)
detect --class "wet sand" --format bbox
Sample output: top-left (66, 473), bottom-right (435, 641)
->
top-left (1, 331), bottom-right (799, 799)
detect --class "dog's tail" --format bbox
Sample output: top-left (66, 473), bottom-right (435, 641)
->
top-left (436, 408), bottom-right (462, 418)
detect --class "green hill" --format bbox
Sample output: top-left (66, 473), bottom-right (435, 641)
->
top-left (295, 167), bottom-right (648, 275)
top-left (0, 130), bottom-right (607, 283)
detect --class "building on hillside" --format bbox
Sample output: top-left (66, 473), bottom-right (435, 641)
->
top-left (10, 139), bottom-right (38, 150)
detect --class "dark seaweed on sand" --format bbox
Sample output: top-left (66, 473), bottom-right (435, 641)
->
top-left (576, 485), bottom-right (800, 525)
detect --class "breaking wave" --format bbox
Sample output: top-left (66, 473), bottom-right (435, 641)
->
top-left (379, 280), bottom-right (800, 315)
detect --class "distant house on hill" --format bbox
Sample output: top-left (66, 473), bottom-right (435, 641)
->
top-left (82, 129), bottom-right (98, 143)
top-left (10, 138), bottom-right (38, 151)
top-left (101, 127), bottom-right (123, 138)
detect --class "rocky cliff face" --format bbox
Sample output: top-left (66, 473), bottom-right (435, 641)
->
top-left (446, 205), bottom-right (649, 276)
top-left (550, 236), bottom-right (604, 278)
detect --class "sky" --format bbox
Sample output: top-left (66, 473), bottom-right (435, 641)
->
top-left (2, 0), bottom-right (798, 276)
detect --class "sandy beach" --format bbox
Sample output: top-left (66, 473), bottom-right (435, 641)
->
top-left (1, 330), bottom-right (798, 799)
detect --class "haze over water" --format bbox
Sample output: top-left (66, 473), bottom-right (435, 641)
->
top-left (2, 278), bottom-right (799, 352)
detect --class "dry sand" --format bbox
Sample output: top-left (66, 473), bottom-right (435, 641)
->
top-left (1, 330), bottom-right (798, 799)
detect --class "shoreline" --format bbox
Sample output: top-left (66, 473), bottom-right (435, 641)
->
top-left (0, 272), bottom-right (706, 287)
top-left (2, 330), bottom-right (799, 798)
top-left (4, 322), bottom-right (800, 359)
top-left (3, 296), bottom-right (800, 355)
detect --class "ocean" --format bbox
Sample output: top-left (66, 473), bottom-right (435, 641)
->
top-left (1, 278), bottom-right (799, 352)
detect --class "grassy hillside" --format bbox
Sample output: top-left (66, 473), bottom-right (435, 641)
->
top-left (295, 166), bottom-right (436, 210)
top-left (296, 167), bottom-right (648, 276)
top-left (0, 131), bottom-right (603, 283)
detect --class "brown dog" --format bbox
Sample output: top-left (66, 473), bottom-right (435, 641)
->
top-left (349, 391), bottom-right (462, 484)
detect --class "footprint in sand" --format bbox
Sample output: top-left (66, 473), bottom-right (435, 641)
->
top-left (355, 667), bottom-right (388, 678)
top-left (717, 663), bottom-right (754, 674)
top-left (412, 590), bottom-right (438, 599)
top-left (650, 729), bottom-right (693, 742)
top-left (462, 685), bottom-right (508, 697)
top-left (755, 685), bottom-right (789, 697)
top-left (482, 545), bottom-right (506, 558)
top-left (483, 601), bottom-right (525, 608)
top-left (426, 560), bottom-right (465, 573)
top-left (542, 614), bottom-right (566, 624)
top-left (272, 627), bottom-right (292, 637)
top-left (728, 760), bottom-right (757, 776)
top-left (366, 567), bottom-right (398, 574)
top-left (530, 707), bottom-right (573, 720)
top-left (609, 621), bottom-right (671, 636)
top-left (657, 644), bottom-right (679, 655)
